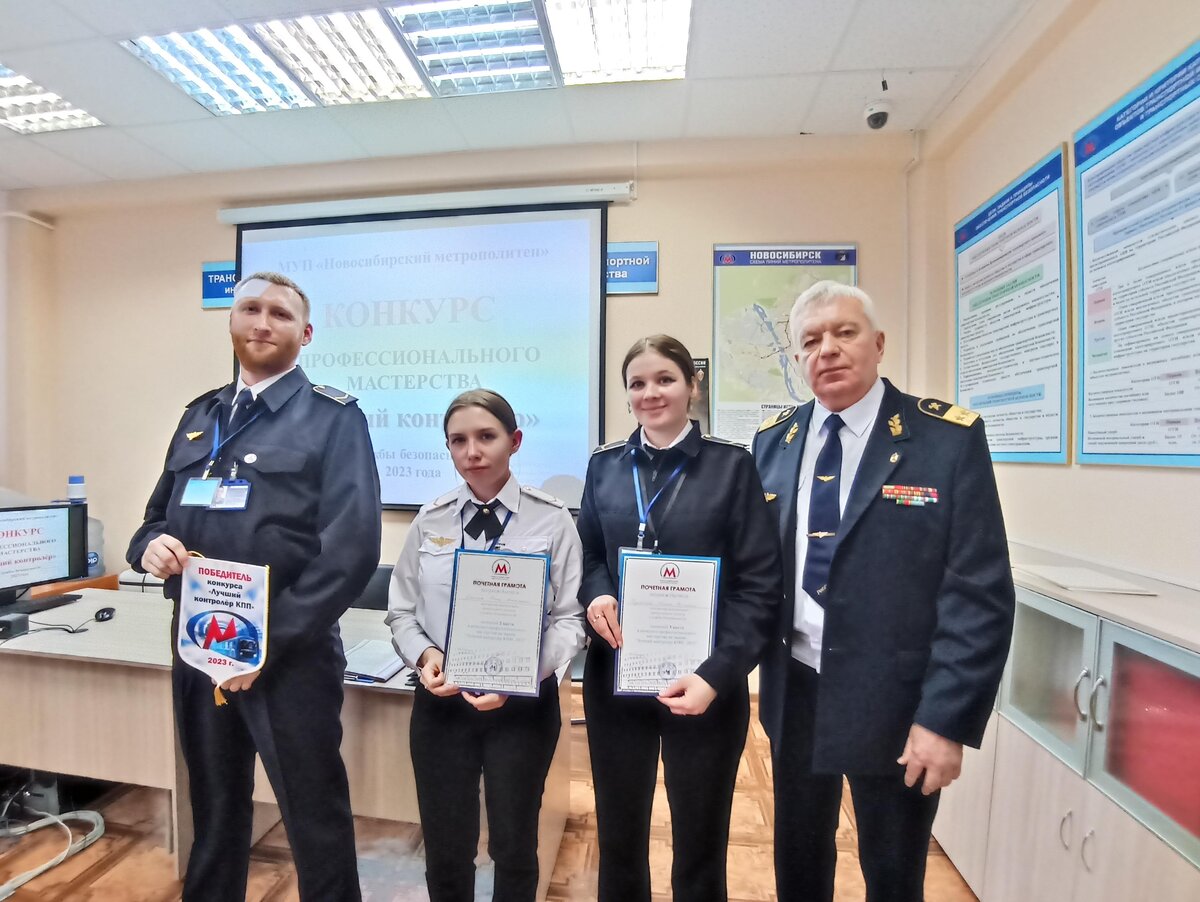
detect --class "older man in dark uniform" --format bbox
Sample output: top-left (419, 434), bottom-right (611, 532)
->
top-left (753, 281), bottom-right (1014, 902)
top-left (128, 271), bottom-right (381, 902)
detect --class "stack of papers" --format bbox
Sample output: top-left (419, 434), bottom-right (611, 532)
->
top-left (1016, 565), bottom-right (1157, 596)
top-left (344, 638), bottom-right (407, 682)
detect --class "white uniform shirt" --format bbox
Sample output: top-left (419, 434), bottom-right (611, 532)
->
top-left (792, 377), bottom-right (885, 671)
top-left (386, 474), bottom-right (586, 682)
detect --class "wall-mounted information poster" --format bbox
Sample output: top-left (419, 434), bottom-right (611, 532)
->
top-left (711, 245), bottom-right (856, 447)
top-left (1074, 40), bottom-right (1200, 467)
top-left (954, 149), bottom-right (1070, 463)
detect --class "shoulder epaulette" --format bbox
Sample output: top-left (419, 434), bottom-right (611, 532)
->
top-left (313, 384), bottom-right (357, 405)
top-left (702, 434), bottom-right (745, 448)
top-left (592, 439), bottom-right (626, 454)
top-left (521, 485), bottom-right (566, 507)
top-left (185, 387), bottom-right (223, 408)
top-left (757, 407), bottom-right (796, 433)
top-left (917, 398), bottom-right (979, 428)
top-left (427, 489), bottom-right (458, 509)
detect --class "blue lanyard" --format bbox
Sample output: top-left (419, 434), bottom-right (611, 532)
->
top-left (203, 403), bottom-right (264, 479)
top-left (631, 453), bottom-right (686, 550)
top-left (459, 506), bottom-right (514, 551)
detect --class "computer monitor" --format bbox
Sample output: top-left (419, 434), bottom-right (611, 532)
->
top-left (0, 503), bottom-right (88, 607)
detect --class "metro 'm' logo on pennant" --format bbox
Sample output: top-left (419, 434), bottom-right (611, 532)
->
top-left (491, 559), bottom-right (510, 576)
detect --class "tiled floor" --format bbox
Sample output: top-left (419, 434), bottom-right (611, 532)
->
top-left (0, 689), bottom-right (976, 900)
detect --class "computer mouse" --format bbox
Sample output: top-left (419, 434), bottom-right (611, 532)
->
top-left (94, 607), bottom-right (116, 622)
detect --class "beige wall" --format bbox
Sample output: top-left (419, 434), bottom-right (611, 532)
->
top-left (910, 0), bottom-right (1200, 586)
top-left (8, 0), bottom-right (1196, 591)
top-left (4, 135), bottom-right (912, 570)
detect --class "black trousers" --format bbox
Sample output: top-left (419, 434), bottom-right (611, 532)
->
top-left (583, 643), bottom-right (750, 902)
top-left (772, 657), bottom-right (940, 902)
top-left (409, 676), bottom-right (561, 902)
top-left (173, 633), bottom-right (360, 902)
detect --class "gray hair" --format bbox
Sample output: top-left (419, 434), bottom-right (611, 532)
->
top-left (787, 281), bottom-right (880, 348)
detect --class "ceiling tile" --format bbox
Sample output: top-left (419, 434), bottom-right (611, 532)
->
top-left (216, 0), bottom-right (358, 19)
top-left (832, 0), bottom-right (1026, 70)
top-left (324, 100), bottom-right (470, 157)
top-left (688, 0), bottom-right (858, 78)
top-left (562, 81), bottom-right (689, 143)
top-left (0, 0), bottom-right (96, 53)
top-left (125, 120), bottom-right (268, 172)
top-left (218, 106), bottom-right (371, 165)
top-left (0, 138), bottom-right (103, 186)
top-left (442, 89), bottom-right (574, 150)
top-left (53, 0), bottom-right (235, 38)
top-left (29, 127), bottom-right (190, 180)
top-left (684, 75), bottom-right (820, 137)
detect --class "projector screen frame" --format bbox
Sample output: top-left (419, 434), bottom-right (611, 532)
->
top-left (235, 200), bottom-right (609, 512)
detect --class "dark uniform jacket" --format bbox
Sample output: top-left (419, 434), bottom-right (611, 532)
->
top-left (127, 366), bottom-right (382, 663)
top-left (576, 422), bottom-right (782, 696)
top-left (752, 379), bottom-right (1014, 774)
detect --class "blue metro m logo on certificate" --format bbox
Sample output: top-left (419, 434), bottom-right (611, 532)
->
top-left (178, 556), bottom-right (270, 695)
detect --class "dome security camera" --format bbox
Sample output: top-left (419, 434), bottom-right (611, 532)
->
top-left (864, 100), bottom-right (892, 130)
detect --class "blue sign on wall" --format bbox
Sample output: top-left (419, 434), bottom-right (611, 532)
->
top-left (202, 261), bottom-right (237, 309)
top-left (606, 242), bottom-right (658, 294)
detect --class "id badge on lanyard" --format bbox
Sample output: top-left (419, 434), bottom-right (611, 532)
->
top-left (181, 401), bottom-right (262, 510)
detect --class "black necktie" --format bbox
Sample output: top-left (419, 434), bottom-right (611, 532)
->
top-left (464, 501), bottom-right (503, 541)
top-left (228, 388), bottom-right (255, 434)
top-left (802, 414), bottom-right (845, 606)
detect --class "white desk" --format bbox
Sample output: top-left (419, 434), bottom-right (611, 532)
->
top-left (0, 588), bottom-right (570, 898)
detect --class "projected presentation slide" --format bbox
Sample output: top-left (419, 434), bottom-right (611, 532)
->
top-left (0, 507), bottom-right (71, 588)
top-left (1074, 39), bottom-right (1200, 467)
top-left (954, 149), bottom-right (1068, 463)
top-left (240, 206), bottom-right (604, 507)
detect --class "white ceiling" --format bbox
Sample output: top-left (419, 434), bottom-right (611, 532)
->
top-left (0, 0), bottom-right (1033, 189)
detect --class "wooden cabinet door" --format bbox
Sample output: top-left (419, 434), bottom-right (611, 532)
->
top-left (983, 717), bottom-right (1080, 902)
top-left (1073, 783), bottom-right (1200, 902)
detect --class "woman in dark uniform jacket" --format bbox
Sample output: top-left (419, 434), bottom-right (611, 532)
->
top-left (576, 334), bottom-right (782, 902)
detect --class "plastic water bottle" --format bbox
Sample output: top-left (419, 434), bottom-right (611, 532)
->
top-left (67, 475), bottom-right (86, 503)
top-left (66, 475), bottom-right (105, 576)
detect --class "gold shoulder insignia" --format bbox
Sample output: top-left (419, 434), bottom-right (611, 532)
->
top-left (186, 431), bottom-right (204, 441)
top-left (918, 398), bottom-right (979, 427)
top-left (592, 439), bottom-right (626, 454)
top-left (757, 407), bottom-right (796, 433)
top-left (521, 485), bottom-right (566, 507)
top-left (313, 384), bottom-right (357, 405)
top-left (764, 492), bottom-right (777, 502)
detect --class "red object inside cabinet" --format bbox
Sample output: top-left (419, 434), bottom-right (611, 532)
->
top-left (1106, 645), bottom-right (1200, 837)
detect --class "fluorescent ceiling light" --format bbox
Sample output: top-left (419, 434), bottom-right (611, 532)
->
top-left (120, 2), bottom-right (694, 112)
top-left (0, 62), bottom-right (103, 134)
top-left (545, 0), bottom-right (692, 85)
top-left (389, 1), bottom-right (556, 95)
top-left (253, 10), bottom-right (429, 105)
top-left (122, 27), bottom-right (315, 115)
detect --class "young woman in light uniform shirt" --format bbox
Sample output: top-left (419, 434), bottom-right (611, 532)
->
top-left (386, 389), bottom-right (585, 902)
